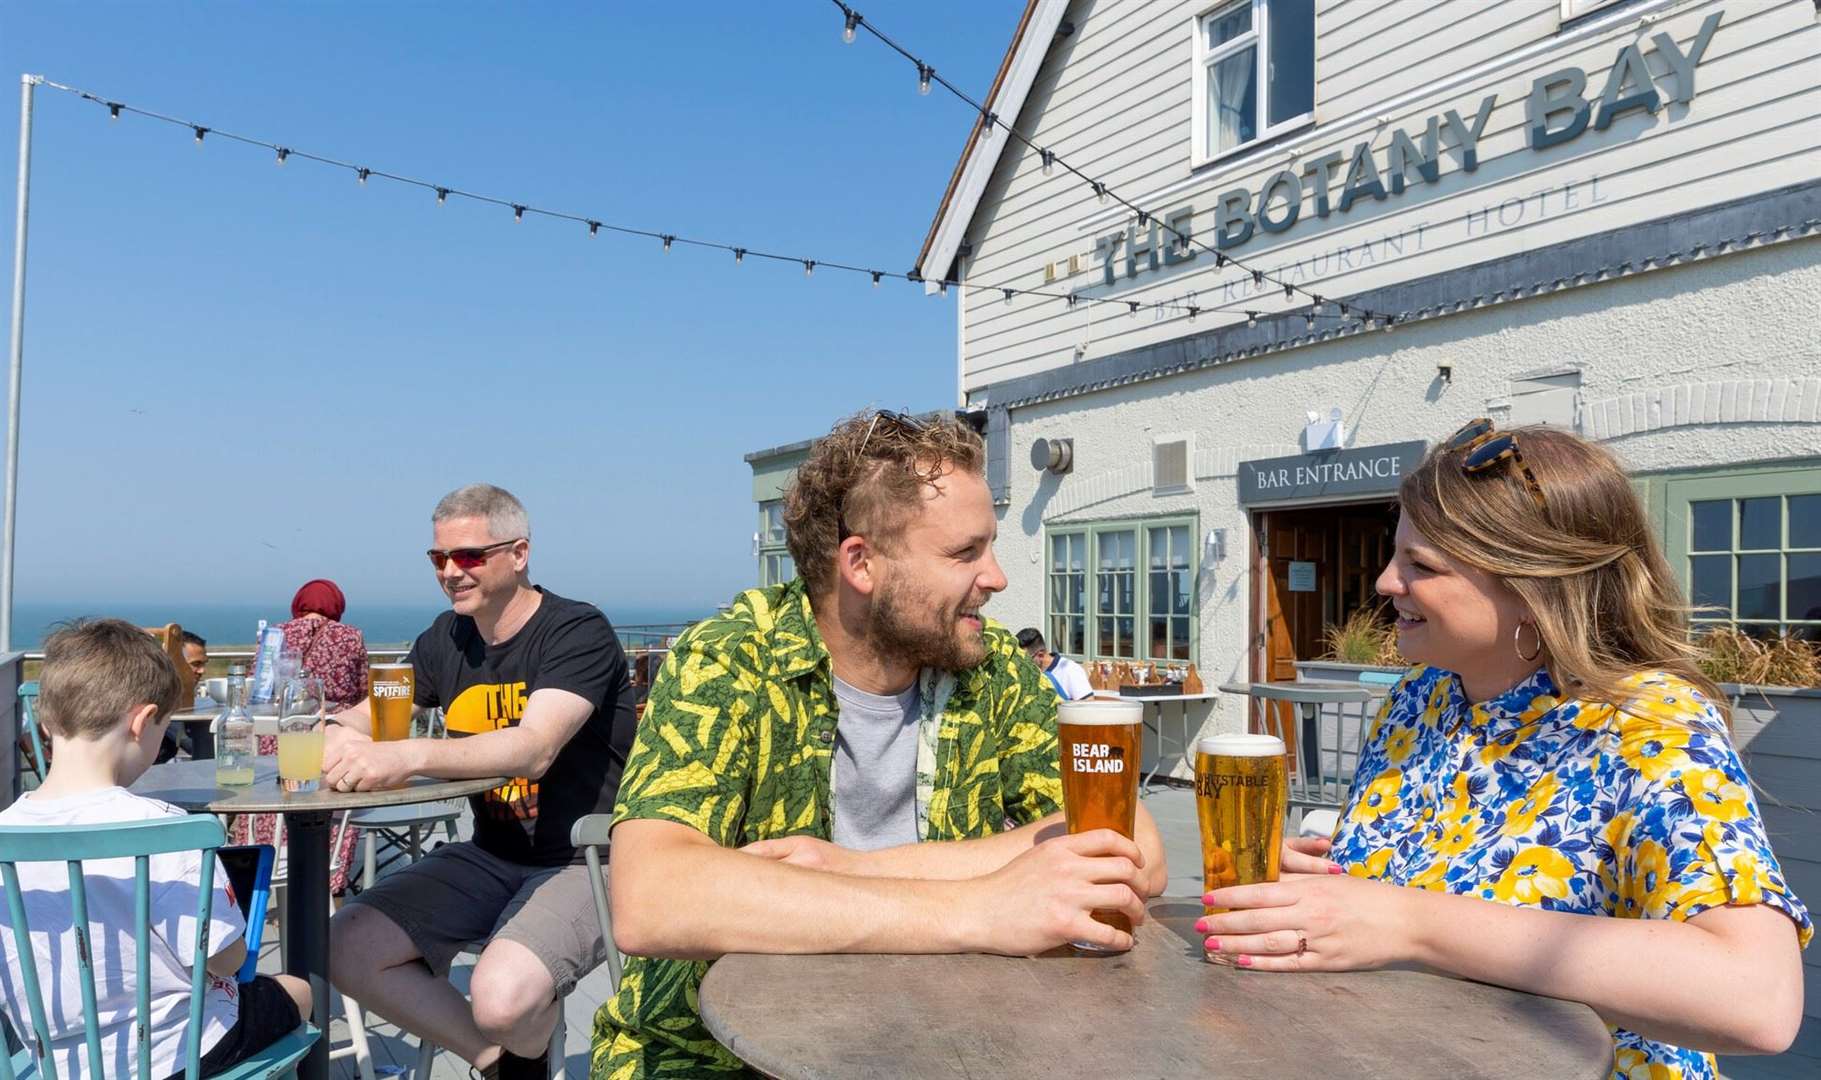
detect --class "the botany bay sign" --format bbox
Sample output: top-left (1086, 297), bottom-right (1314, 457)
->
top-left (1089, 10), bottom-right (1722, 283)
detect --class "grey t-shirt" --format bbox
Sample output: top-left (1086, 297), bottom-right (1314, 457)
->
top-left (829, 674), bottom-right (921, 851)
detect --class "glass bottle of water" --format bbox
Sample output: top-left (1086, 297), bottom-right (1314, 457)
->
top-left (215, 662), bottom-right (257, 786)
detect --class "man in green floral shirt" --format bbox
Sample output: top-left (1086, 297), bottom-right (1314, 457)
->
top-left (591, 411), bottom-right (1168, 1078)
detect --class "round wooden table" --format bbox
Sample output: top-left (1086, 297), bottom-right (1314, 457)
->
top-left (699, 898), bottom-right (1613, 1079)
top-left (130, 757), bottom-right (504, 1080)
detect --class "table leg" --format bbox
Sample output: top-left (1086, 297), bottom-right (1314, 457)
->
top-left (1140, 705), bottom-right (1164, 795)
top-left (285, 810), bottom-right (332, 1080)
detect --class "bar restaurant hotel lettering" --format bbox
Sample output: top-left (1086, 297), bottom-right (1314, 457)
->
top-left (749, 2), bottom-right (1821, 800)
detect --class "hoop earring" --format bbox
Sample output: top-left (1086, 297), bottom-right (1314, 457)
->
top-left (1514, 620), bottom-right (1543, 663)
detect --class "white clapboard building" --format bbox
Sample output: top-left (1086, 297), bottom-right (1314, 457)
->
top-left (885, 0), bottom-right (1821, 756)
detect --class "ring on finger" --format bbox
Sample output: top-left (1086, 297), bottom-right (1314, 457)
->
top-left (1295, 931), bottom-right (1308, 957)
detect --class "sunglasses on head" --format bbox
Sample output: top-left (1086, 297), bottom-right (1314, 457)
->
top-left (1444, 418), bottom-right (1548, 512)
top-left (426, 538), bottom-right (521, 571)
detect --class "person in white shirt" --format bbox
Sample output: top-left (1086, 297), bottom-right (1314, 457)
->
top-left (1016, 628), bottom-right (1094, 701)
top-left (0, 619), bottom-right (310, 1080)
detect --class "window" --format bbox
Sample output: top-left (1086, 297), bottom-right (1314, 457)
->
top-left (762, 552), bottom-right (797, 587)
top-left (1047, 517), bottom-right (1198, 663)
top-left (757, 499), bottom-right (794, 586)
top-left (1192, 0), bottom-right (1315, 166)
top-left (1664, 467), bottom-right (1821, 642)
top-left (1049, 533), bottom-right (1087, 657)
top-left (760, 500), bottom-right (787, 545)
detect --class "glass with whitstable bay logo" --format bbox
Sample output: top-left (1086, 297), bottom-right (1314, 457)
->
top-left (1057, 698), bottom-right (1144, 952)
top-left (1195, 734), bottom-right (1287, 933)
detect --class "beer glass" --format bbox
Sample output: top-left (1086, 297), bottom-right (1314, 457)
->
top-left (368, 661), bottom-right (416, 743)
top-left (1057, 698), bottom-right (1143, 951)
top-left (1195, 733), bottom-right (1287, 919)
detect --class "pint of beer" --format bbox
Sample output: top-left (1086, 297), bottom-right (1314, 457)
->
top-left (368, 662), bottom-right (415, 742)
top-left (1195, 733), bottom-right (1287, 916)
top-left (1057, 698), bottom-right (1143, 950)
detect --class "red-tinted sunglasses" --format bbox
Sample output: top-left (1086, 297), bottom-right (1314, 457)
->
top-left (426, 538), bottom-right (521, 571)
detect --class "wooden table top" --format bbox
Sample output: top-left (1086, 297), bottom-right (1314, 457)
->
top-left (129, 756), bottom-right (503, 814)
top-left (699, 898), bottom-right (1612, 1080)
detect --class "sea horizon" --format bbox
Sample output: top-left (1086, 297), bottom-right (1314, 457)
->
top-left (6, 599), bottom-right (714, 651)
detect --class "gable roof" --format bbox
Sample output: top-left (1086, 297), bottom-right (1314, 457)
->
top-left (913, 0), bottom-right (1072, 288)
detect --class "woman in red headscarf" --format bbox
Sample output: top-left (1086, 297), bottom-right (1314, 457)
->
top-left (275, 579), bottom-right (368, 710)
top-left (234, 580), bottom-right (370, 890)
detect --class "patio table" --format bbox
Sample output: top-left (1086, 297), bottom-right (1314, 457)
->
top-left (1088, 690), bottom-right (1220, 793)
top-left (699, 897), bottom-right (1612, 1079)
top-left (131, 756), bottom-right (502, 1080)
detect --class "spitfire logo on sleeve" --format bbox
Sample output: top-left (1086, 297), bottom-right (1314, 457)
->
top-left (445, 681), bottom-right (538, 823)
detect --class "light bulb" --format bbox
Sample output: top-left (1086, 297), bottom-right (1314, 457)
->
top-left (734, 248), bottom-right (744, 264)
top-left (918, 64), bottom-right (932, 96)
top-left (1040, 149), bottom-right (1053, 176)
top-left (1247, 311), bottom-right (1258, 328)
top-left (357, 168), bottom-right (370, 185)
top-left (843, 12), bottom-right (859, 43)
top-left (872, 271), bottom-right (882, 287)
top-left (1283, 283), bottom-right (1293, 300)
top-left (1128, 302), bottom-right (1139, 318)
top-left (662, 235), bottom-right (672, 253)
top-left (1187, 306), bottom-right (1199, 322)
top-left (513, 205), bottom-right (525, 223)
top-left (193, 126), bottom-right (207, 144)
top-left (589, 221), bottom-right (601, 237)
top-left (1305, 313), bottom-right (1315, 331)
top-left (107, 103), bottom-right (121, 120)
top-left (275, 147), bottom-right (289, 166)
top-left (804, 260), bottom-right (815, 278)
top-left (1004, 289), bottom-right (1014, 306)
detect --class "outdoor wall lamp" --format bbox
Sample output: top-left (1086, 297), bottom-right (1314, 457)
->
top-left (1031, 437), bottom-right (1073, 475)
top-left (1438, 361), bottom-right (1455, 386)
top-left (1204, 528), bottom-right (1227, 564)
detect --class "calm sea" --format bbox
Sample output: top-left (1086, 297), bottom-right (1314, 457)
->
top-left (9, 601), bottom-right (709, 651)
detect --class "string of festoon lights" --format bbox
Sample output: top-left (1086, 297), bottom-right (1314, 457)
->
top-left (33, 76), bottom-right (1352, 329)
top-left (829, 1), bottom-right (1399, 333)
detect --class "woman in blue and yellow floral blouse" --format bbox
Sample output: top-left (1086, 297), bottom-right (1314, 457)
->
top-left (1199, 422), bottom-right (1809, 1078)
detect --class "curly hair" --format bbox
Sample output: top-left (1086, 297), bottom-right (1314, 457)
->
top-left (783, 411), bottom-right (986, 598)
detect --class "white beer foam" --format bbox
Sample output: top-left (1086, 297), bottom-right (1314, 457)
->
top-left (1057, 698), bottom-right (1144, 725)
top-left (1197, 733), bottom-right (1285, 757)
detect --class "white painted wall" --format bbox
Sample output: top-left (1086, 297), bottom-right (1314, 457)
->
top-left (957, 0), bottom-right (1821, 391)
top-left (986, 238), bottom-right (1821, 776)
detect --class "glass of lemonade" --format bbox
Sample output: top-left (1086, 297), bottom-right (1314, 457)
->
top-left (277, 668), bottom-right (326, 794)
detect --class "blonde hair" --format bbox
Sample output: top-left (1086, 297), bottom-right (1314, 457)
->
top-left (784, 411), bottom-right (985, 599)
top-left (1399, 425), bottom-right (1723, 718)
top-left (39, 618), bottom-right (185, 739)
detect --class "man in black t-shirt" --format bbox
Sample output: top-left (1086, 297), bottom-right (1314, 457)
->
top-left (324, 484), bottom-right (637, 1079)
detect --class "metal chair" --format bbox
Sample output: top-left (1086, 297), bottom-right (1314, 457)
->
top-left (1294, 671), bottom-right (1403, 839)
top-left (408, 814), bottom-right (621, 1079)
top-left (0, 815), bottom-right (318, 1079)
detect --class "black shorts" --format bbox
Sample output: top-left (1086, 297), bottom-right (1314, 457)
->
top-left (159, 974), bottom-right (301, 1080)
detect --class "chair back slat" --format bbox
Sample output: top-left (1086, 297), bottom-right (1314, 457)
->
top-left (182, 851), bottom-right (214, 1080)
top-left (0, 862), bottom-right (58, 1080)
top-left (0, 817), bottom-right (227, 1080)
top-left (61, 866), bottom-right (105, 1079)
top-left (133, 855), bottom-right (151, 1080)
top-left (16, 684), bottom-right (45, 780)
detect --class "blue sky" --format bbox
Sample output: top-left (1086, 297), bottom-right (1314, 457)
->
top-left (0, 2), bottom-right (1022, 614)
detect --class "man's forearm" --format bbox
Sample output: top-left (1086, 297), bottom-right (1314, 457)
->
top-left (330, 699), bottom-right (374, 736)
top-left (853, 816), bottom-right (1061, 880)
top-left (407, 727), bottom-right (543, 781)
top-left (614, 830), bottom-right (980, 960)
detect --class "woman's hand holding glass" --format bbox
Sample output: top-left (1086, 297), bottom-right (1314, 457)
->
top-left (1197, 836), bottom-right (1418, 971)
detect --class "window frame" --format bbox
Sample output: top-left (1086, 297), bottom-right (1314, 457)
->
top-left (1190, 0), bottom-right (1317, 169)
top-left (1045, 514), bottom-right (1200, 665)
top-left (1663, 467), bottom-right (1821, 641)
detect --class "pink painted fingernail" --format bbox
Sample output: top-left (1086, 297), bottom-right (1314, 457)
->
top-left (1203, 937), bottom-right (1221, 952)
top-left (1328, 864), bottom-right (1345, 875)
top-left (1235, 954), bottom-right (1253, 968)
top-left (1193, 917), bottom-right (1209, 933)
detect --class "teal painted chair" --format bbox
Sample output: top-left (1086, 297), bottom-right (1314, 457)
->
top-left (0, 815), bottom-right (318, 1079)
top-left (15, 684), bottom-right (46, 782)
